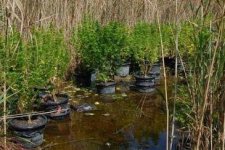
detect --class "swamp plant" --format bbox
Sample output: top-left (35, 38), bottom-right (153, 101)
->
top-left (129, 22), bottom-right (159, 76)
top-left (174, 11), bottom-right (225, 150)
top-left (0, 27), bottom-right (70, 113)
top-left (74, 19), bottom-right (129, 82)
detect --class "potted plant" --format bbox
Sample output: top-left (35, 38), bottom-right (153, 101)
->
top-left (95, 71), bottom-right (116, 94)
top-left (34, 78), bottom-right (70, 120)
top-left (149, 61), bottom-right (161, 80)
top-left (95, 22), bottom-right (131, 94)
top-left (75, 20), bottom-right (131, 93)
top-left (8, 114), bottom-right (48, 148)
top-left (101, 22), bottom-right (131, 77)
top-left (73, 18), bottom-right (102, 87)
top-left (129, 22), bottom-right (159, 92)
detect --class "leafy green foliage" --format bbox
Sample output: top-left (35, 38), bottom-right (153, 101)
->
top-left (74, 19), bottom-right (129, 82)
top-left (178, 23), bottom-right (195, 58)
top-left (74, 18), bottom-right (102, 71)
top-left (128, 22), bottom-right (160, 75)
top-left (101, 22), bottom-right (129, 64)
top-left (27, 27), bottom-right (69, 86)
top-left (0, 27), bottom-right (70, 112)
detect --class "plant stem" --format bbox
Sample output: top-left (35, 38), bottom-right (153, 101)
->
top-left (170, 0), bottom-right (179, 149)
top-left (157, 12), bottom-right (169, 150)
top-left (223, 113), bottom-right (225, 150)
top-left (3, 73), bottom-right (7, 149)
top-left (196, 4), bottom-right (225, 148)
top-left (3, 3), bottom-right (8, 149)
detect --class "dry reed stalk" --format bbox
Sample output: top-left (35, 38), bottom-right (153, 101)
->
top-left (0, 0), bottom-right (197, 35)
top-left (222, 113), bottom-right (225, 150)
top-left (3, 80), bottom-right (6, 150)
top-left (170, 0), bottom-right (181, 149)
top-left (196, 3), bottom-right (225, 148)
top-left (157, 11), bottom-right (169, 150)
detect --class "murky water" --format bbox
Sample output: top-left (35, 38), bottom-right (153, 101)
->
top-left (41, 79), bottom-right (172, 150)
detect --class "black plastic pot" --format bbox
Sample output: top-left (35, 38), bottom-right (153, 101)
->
top-left (116, 63), bottom-right (130, 77)
top-left (38, 93), bottom-right (70, 120)
top-left (163, 57), bottom-right (187, 76)
top-left (134, 74), bottom-right (155, 93)
top-left (96, 81), bottom-right (116, 94)
top-left (46, 104), bottom-right (70, 120)
top-left (149, 63), bottom-right (161, 80)
top-left (40, 93), bottom-right (69, 108)
top-left (8, 115), bottom-right (47, 148)
top-left (74, 68), bottom-right (96, 87)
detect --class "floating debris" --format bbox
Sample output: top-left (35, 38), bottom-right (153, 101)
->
top-left (121, 93), bottom-right (127, 97)
top-left (116, 87), bottom-right (121, 91)
top-left (84, 113), bottom-right (95, 116)
top-left (105, 142), bottom-right (111, 147)
top-left (75, 88), bottom-right (81, 91)
top-left (71, 103), bottom-right (96, 112)
top-left (76, 95), bottom-right (86, 99)
top-left (94, 101), bottom-right (100, 105)
top-left (102, 113), bottom-right (110, 117)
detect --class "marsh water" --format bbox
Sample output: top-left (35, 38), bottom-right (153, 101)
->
top-left (41, 79), bottom-right (173, 150)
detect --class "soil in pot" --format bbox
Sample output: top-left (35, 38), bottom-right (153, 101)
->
top-left (96, 81), bottom-right (116, 94)
top-left (8, 115), bottom-right (47, 148)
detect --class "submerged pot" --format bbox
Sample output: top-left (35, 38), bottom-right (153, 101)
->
top-left (116, 63), bottom-right (130, 77)
top-left (134, 74), bottom-right (155, 93)
top-left (96, 81), bottom-right (116, 94)
top-left (39, 93), bottom-right (70, 120)
top-left (46, 104), bottom-right (70, 120)
top-left (8, 115), bottom-right (47, 148)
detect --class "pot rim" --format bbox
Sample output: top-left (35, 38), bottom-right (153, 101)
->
top-left (41, 93), bottom-right (69, 106)
top-left (96, 81), bottom-right (116, 87)
top-left (134, 74), bottom-right (154, 80)
top-left (8, 115), bottom-right (48, 131)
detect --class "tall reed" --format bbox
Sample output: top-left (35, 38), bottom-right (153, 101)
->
top-left (174, 1), bottom-right (225, 149)
top-left (0, 0), bottom-right (197, 35)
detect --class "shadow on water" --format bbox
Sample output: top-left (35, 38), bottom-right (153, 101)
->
top-left (41, 79), bottom-right (174, 150)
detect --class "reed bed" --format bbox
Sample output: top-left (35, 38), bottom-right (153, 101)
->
top-left (0, 0), bottom-right (197, 35)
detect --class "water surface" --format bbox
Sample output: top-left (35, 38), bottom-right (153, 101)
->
top-left (41, 80), bottom-right (169, 150)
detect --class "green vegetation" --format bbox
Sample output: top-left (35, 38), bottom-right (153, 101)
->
top-left (0, 27), bottom-right (69, 113)
top-left (74, 20), bottom-right (165, 80)
top-left (1, 12), bottom-right (225, 149)
top-left (128, 22), bottom-right (160, 76)
top-left (172, 16), bottom-right (225, 148)
top-left (74, 19), bottom-right (129, 82)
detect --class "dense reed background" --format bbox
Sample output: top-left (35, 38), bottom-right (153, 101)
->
top-left (0, 0), bottom-right (197, 34)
